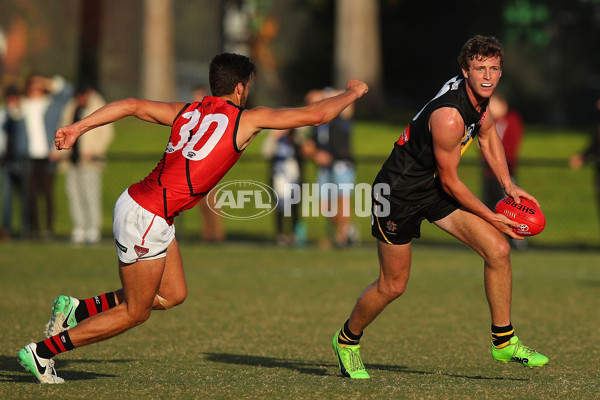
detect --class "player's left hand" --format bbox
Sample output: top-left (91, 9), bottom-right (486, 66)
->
top-left (55, 125), bottom-right (81, 150)
top-left (504, 184), bottom-right (540, 208)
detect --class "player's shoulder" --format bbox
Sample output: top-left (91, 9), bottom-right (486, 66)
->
top-left (238, 106), bottom-right (277, 126)
top-left (430, 106), bottom-right (464, 129)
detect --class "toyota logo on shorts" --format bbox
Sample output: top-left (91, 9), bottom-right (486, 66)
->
top-left (207, 180), bottom-right (279, 220)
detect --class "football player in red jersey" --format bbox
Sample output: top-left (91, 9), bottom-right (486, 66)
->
top-left (17, 53), bottom-right (368, 384)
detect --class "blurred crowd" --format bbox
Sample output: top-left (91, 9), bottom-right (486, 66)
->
top-left (0, 78), bottom-right (362, 248)
top-left (0, 75), bottom-right (113, 243)
top-left (261, 86), bottom-right (359, 248)
top-left (7, 78), bottom-right (592, 248)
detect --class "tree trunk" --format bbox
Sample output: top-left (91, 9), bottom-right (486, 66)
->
top-left (141, 0), bottom-right (175, 101)
top-left (334, 0), bottom-right (383, 110)
top-left (78, 0), bottom-right (102, 89)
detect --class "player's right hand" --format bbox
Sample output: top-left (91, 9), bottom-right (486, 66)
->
top-left (346, 79), bottom-right (369, 99)
top-left (490, 212), bottom-right (523, 240)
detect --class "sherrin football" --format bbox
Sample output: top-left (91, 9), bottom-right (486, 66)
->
top-left (494, 196), bottom-right (546, 237)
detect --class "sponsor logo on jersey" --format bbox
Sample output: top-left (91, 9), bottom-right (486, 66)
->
top-left (478, 111), bottom-right (487, 126)
top-left (396, 125), bottom-right (410, 146)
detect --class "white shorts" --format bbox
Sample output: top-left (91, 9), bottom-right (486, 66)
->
top-left (113, 189), bottom-right (176, 264)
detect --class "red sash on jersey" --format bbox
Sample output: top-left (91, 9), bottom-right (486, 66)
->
top-left (129, 97), bottom-right (244, 224)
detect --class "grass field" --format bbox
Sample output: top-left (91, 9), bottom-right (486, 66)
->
top-left (1, 240), bottom-right (599, 399)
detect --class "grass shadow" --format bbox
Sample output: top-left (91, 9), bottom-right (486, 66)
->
top-left (203, 352), bottom-right (529, 381)
top-left (367, 363), bottom-right (529, 381)
top-left (0, 354), bottom-right (131, 383)
top-left (203, 352), bottom-right (329, 376)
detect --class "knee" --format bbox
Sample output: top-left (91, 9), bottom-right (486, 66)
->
top-left (125, 307), bottom-right (152, 327)
top-left (377, 278), bottom-right (408, 301)
top-left (168, 290), bottom-right (187, 307)
top-left (157, 289), bottom-right (187, 309)
top-left (483, 237), bottom-right (511, 267)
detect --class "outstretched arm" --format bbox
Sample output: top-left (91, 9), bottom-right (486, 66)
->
top-left (236, 79), bottom-right (368, 150)
top-left (55, 98), bottom-right (187, 150)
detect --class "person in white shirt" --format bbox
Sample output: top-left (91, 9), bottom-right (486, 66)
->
top-left (58, 83), bottom-right (114, 243)
top-left (20, 74), bottom-right (72, 238)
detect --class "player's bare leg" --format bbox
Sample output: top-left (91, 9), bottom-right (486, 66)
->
top-left (433, 208), bottom-right (512, 326)
top-left (66, 257), bottom-right (166, 347)
top-left (347, 240), bottom-right (412, 334)
top-left (333, 240), bottom-right (412, 379)
top-left (153, 238), bottom-right (187, 309)
top-left (20, 239), bottom-right (193, 382)
top-left (434, 208), bottom-right (548, 367)
top-left (45, 239), bottom-right (186, 340)
top-left (111, 238), bottom-right (187, 310)
top-left (68, 239), bottom-right (185, 346)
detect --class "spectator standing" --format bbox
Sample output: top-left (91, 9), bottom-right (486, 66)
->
top-left (261, 127), bottom-right (305, 246)
top-left (59, 83), bottom-right (114, 244)
top-left (0, 85), bottom-right (29, 239)
top-left (303, 88), bottom-right (357, 247)
top-left (570, 98), bottom-right (600, 230)
top-left (21, 74), bottom-right (72, 239)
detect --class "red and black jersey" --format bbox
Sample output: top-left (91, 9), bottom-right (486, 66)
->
top-left (129, 97), bottom-right (245, 224)
top-left (375, 76), bottom-right (488, 203)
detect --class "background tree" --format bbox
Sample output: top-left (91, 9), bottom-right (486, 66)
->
top-left (77, 0), bottom-right (102, 89)
top-left (334, 0), bottom-right (383, 112)
top-left (141, 0), bottom-right (175, 101)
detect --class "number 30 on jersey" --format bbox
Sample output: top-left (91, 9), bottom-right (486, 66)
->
top-left (166, 110), bottom-right (228, 161)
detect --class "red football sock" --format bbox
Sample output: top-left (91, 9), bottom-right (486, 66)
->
top-left (75, 292), bottom-right (117, 322)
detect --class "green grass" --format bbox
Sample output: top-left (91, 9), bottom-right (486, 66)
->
top-left (1, 241), bottom-right (599, 399)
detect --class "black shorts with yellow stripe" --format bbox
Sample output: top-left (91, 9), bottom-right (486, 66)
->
top-left (371, 189), bottom-right (460, 245)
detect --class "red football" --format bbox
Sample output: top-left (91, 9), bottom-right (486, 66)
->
top-left (494, 196), bottom-right (546, 237)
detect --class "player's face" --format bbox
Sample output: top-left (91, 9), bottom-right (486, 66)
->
top-left (462, 56), bottom-right (502, 103)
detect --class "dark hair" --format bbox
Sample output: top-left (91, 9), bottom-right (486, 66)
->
top-left (3, 85), bottom-right (19, 98)
top-left (209, 53), bottom-right (256, 97)
top-left (458, 35), bottom-right (504, 71)
top-left (24, 72), bottom-right (45, 92)
top-left (76, 80), bottom-right (93, 95)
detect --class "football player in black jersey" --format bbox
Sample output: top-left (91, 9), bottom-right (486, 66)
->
top-left (332, 35), bottom-right (548, 379)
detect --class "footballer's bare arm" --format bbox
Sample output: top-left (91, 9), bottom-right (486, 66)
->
top-left (236, 79), bottom-right (368, 150)
top-left (55, 99), bottom-right (187, 150)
